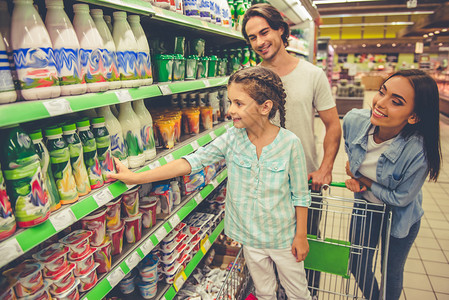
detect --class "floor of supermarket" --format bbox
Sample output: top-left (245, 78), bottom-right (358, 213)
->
top-left (313, 91), bottom-right (449, 300)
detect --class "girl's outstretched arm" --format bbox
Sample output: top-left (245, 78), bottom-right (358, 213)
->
top-left (108, 157), bottom-right (192, 185)
top-left (291, 206), bottom-right (309, 262)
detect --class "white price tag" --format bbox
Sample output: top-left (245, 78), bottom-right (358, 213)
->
top-left (0, 238), bottom-right (23, 266)
top-left (43, 98), bottom-right (72, 116)
top-left (211, 179), bottom-right (218, 188)
top-left (50, 209), bottom-right (76, 231)
top-left (165, 153), bottom-right (174, 163)
top-left (159, 85), bottom-right (172, 95)
top-left (203, 79), bottom-right (211, 87)
top-left (93, 189), bottom-right (114, 207)
top-left (169, 214), bottom-right (181, 228)
top-left (210, 131), bottom-right (217, 139)
top-left (153, 6), bottom-right (164, 15)
top-left (125, 251), bottom-right (141, 269)
top-left (201, 21), bottom-right (210, 28)
top-left (194, 194), bottom-right (203, 205)
top-left (107, 268), bottom-right (125, 287)
top-left (175, 275), bottom-right (186, 290)
top-left (191, 140), bottom-right (200, 150)
top-left (203, 239), bottom-right (212, 251)
top-left (115, 90), bottom-right (133, 103)
top-left (149, 160), bottom-right (161, 170)
top-left (140, 239), bottom-right (154, 255)
top-left (154, 227), bottom-right (167, 242)
top-left (126, 184), bottom-right (135, 190)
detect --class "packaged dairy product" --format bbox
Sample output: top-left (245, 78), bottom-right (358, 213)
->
top-left (112, 11), bottom-right (139, 88)
top-left (45, 0), bottom-right (87, 96)
top-left (91, 9), bottom-right (121, 90)
top-left (0, 31), bottom-right (16, 104)
top-left (133, 100), bottom-right (156, 160)
top-left (11, 0), bottom-right (60, 100)
top-left (128, 15), bottom-right (152, 86)
top-left (91, 117), bottom-right (116, 183)
top-left (103, 15), bottom-right (113, 33)
top-left (118, 102), bottom-right (145, 168)
top-left (62, 123), bottom-right (91, 196)
top-left (72, 3), bottom-right (109, 93)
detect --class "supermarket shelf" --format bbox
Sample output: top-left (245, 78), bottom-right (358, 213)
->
top-left (81, 169), bottom-right (228, 300)
top-left (0, 121), bottom-right (232, 269)
top-left (0, 78), bottom-right (228, 128)
top-left (286, 47), bottom-right (308, 57)
top-left (78, 0), bottom-right (155, 15)
top-left (151, 6), bottom-right (244, 41)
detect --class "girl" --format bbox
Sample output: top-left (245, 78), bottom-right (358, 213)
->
top-left (109, 66), bottom-right (312, 300)
top-left (343, 69), bottom-right (441, 300)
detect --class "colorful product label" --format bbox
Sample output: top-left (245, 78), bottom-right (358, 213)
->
top-left (0, 167), bottom-right (16, 239)
top-left (125, 130), bottom-right (144, 157)
top-left (116, 51), bottom-right (138, 81)
top-left (65, 136), bottom-right (91, 196)
top-left (13, 47), bottom-right (59, 90)
top-left (199, 0), bottom-right (211, 18)
top-left (3, 161), bottom-right (50, 227)
top-left (0, 50), bottom-right (15, 92)
top-left (52, 48), bottom-right (83, 85)
top-left (110, 133), bottom-right (128, 161)
top-left (33, 142), bottom-right (60, 210)
top-left (184, 0), bottom-right (200, 16)
top-left (95, 135), bottom-right (116, 182)
top-left (79, 48), bottom-right (107, 84)
top-left (81, 137), bottom-right (104, 189)
top-left (102, 49), bottom-right (120, 82)
top-left (49, 147), bottom-right (79, 202)
top-left (137, 52), bottom-right (152, 79)
top-left (141, 124), bottom-right (156, 151)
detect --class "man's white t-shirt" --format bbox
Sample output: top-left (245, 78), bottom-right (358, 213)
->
top-left (273, 59), bottom-right (335, 174)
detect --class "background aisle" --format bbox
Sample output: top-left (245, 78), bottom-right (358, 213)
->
top-left (313, 91), bottom-right (449, 300)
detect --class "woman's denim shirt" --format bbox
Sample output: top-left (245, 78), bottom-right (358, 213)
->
top-left (343, 109), bottom-right (428, 238)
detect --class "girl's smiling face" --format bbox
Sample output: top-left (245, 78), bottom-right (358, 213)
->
top-left (371, 76), bottom-right (418, 137)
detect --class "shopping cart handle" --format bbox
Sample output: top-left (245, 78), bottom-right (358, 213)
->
top-left (308, 180), bottom-right (346, 188)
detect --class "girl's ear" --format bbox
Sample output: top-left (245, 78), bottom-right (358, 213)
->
top-left (408, 113), bottom-right (420, 124)
top-left (260, 100), bottom-right (273, 116)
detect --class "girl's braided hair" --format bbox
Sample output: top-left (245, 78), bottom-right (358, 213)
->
top-left (228, 66), bottom-right (287, 128)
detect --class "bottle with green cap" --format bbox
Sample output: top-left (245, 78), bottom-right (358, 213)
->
top-left (241, 46), bottom-right (251, 68)
top-left (234, 0), bottom-right (245, 31)
top-left (44, 126), bottom-right (79, 205)
top-left (29, 130), bottom-right (61, 212)
top-left (0, 124), bottom-right (50, 228)
top-left (91, 117), bottom-right (116, 183)
top-left (76, 119), bottom-right (104, 189)
top-left (118, 102), bottom-right (145, 168)
top-left (62, 123), bottom-right (91, 196)
top-left (0, 161), bottom-right (16, 241)
top-left (250, 49), bottom-right (257, 66)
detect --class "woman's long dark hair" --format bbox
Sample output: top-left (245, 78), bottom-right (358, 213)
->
top-left (385, 69), bottom-right (441, 181)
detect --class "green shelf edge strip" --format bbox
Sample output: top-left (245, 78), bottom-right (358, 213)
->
top-left (0, 122), bottom-right (231, 268)
top-left (78, 0), bottom-right (155, 15)
top-left (82, 170), bottom-right (227, 300)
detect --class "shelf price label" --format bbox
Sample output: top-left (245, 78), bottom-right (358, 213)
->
top-left (154, 227), bottom-right (167, 242)
top-left (159, 85), bottom-right (172, 95)
top-left (169, 214), bottom-right (181, 229)
top-left (115, 90), bottom-right (133, 103)
top-left (209, 131), bottom-right (217, 139)
top-left (174, 271), bottom-right (187, 291)
top-left (125, 251), bottom-right (141, 269)
top-left (201, 21), bottom-right (209, 28)
top-left (50, 208), bottom-right (76, 231)
top-left (211, 179), bottom-right (219, 188)
top-left (43, 98), bottom-right (72, 116)
top-left (107, 267), bottom-right (125, 288)
top-left (93, 189), bottom-right (114, 207)
top-left (203, 79), bottom-right (211, 87)
top-left (140, 239), bottom-right (154, 255)
top-left (149, 160), bottom-right (161, 170)
top-left (191, 140), bottom-right (199, 151)
top-left (126, 184), bottom-right (135, 190)
top-left (165, 153), bottom-right (174, 163)
top-left (201, 238), bottom-right (212, 254)
top-left (0, 238), bottom-right (23, 266)
top-left (194, 194), bottom-right (203, 205)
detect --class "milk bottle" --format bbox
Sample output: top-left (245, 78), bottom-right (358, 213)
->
top-left (104, 15), bottom-right (113, 33)
top-left (76, 119), bottom-right (104, 189)
top-left (11, 0), bottom-right (60, 101)
top-left (44, 127), bottom-right (79, 205)
top-left (112, 11), bottom-right (140, 88)
top-left (91, 117), bottom-right (116, 183)
top-left (0, 125), bottom-right (50, 228)
top-left (97, 105), bottom-right (129, 168)
top-left (91, 9), bottom-right (121, 90)
top-left (118, 102), bottom-right (145, 168)
top-left (111, 104), bottom-right (120, 118)
top-left (128, 15), bottom-right (153, 86)
top-left (72, 4), bottom-right (109, 93)
top-left (45, 0), bottom-right (86, 96)
top-left (133, 100), bottom-right (156, 160)
top-left (30, 130), bottom-right (61, 212)
top-left (62, 123), bottom-right (91, 196)
top-left (0, 32), bottom-right (16, 104)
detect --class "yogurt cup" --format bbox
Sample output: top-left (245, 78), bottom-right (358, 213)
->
top-left (121, 186), bottom-right (140, 217)
top-left (80, 208), bottom-right (107, 247)
top-left (107, 220), bottom-right (125, 256)
top-left (105, 197), bottom-right (122, 230)
top-left (124, 212), bottom-right (142, 244)
top-left (93, 238), bottom-right (112, 274)
top-left (0, 277), bottom-right (16, 300)
top-left (18, 281), bottom-right (51, 300)
top-left (59, 230), bottom-right (93, 260)
top-left (13, 261), bottom-right (44, 298)
top-left (33, 243), bottom-right (69, 275)
top-left (137, 278), bottom-right (157, 299)
top-left (139, 201), bottom-right (157, 229)
top-left (119, 270), bottom-right (136, 295)
top-left (160, 232), bottom-right (187, 253)
top-left (72, 247), bottom-right (97, 277)
top-left (48, 262), bottom-right (76, 295)
top-left (50, 278), bottom-right (79, 300)
top-left (138, 254), bottom-right (158, 282)
top-left (78, 263), bottom-right (99, 292)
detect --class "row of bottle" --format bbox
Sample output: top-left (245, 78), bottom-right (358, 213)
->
top-left (0, 0), bottom-right (153, 104)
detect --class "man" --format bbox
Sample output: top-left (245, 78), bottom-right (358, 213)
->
top-left (242, 4), bottom-right (342, 298)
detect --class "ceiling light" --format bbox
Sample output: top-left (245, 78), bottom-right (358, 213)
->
top-left (407, 43), bottom-right (412, 47)
top-left (313, 0), bottom-right (384, 4)
top-left (439, 43), bottom-right (443, 46)
top-left (319, 22), bottom-right (413, 28)
top-left (423, 34), bottom-right (428, 38)
top-left (443, 28), bottom-right (448, 32)
top-left (392, 43), bottom-right (396, 47)
top-left (435, 30), bottom-right (440, 34)
top-left (320, 11), bottom-right (433, 18)
top-left (429, 32), bottom-right (434, 36)
top-left (362, 44), bottom-right (366, 47)
top-left (376, 43), bottom-right (381, 47)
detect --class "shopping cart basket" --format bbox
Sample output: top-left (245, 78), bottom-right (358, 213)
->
top-left (305, 182), bottom-right (392, 300)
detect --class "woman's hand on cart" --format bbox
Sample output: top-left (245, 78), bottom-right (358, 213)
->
top-left (291, 235), bottom-right (309, 262)
top-left (345, 178), bottom-right (367, 193)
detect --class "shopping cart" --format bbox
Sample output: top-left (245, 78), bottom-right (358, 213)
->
top-left (305, 182), bottom-right (392, 300)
